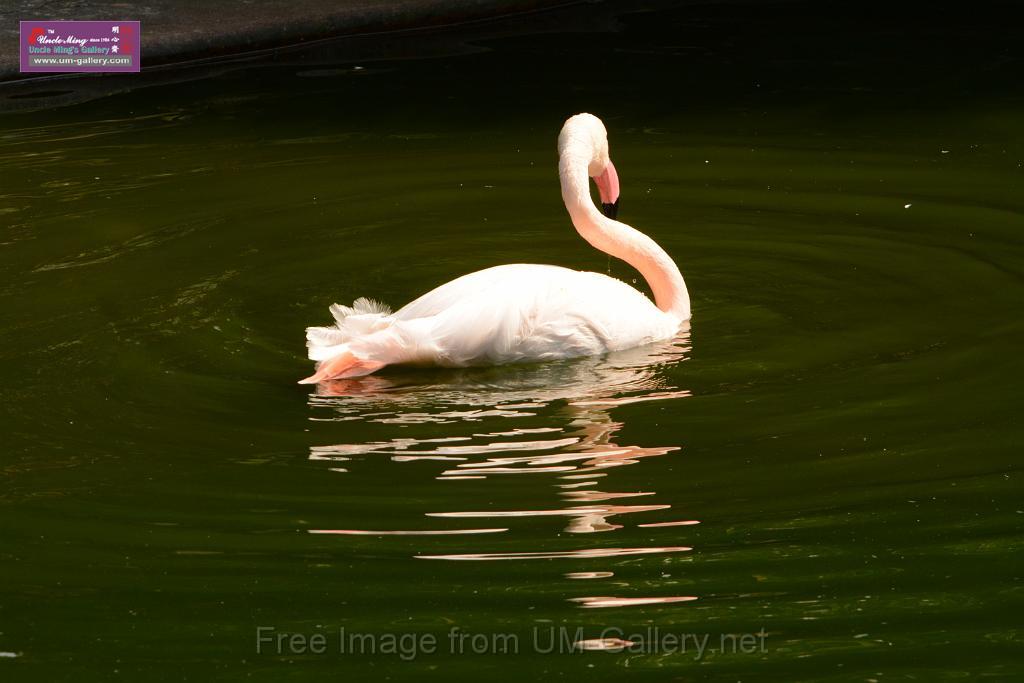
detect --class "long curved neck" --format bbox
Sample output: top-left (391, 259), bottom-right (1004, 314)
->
top-left (559, 151), bottom-right (690, 321)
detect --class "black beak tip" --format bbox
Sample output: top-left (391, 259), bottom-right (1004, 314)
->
top-left (601, 199), bottom-right (619, 219)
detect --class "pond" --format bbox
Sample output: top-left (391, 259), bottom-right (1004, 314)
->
top-left (1, 2), bottom-right (1022, 680)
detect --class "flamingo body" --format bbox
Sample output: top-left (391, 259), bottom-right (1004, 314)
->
top-left (301, 114), bottom-right (690, 384)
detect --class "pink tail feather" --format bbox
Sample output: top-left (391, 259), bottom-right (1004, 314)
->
top-left (298, 352), bottom-right (386, 384)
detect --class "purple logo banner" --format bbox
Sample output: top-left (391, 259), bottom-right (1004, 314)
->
top-left (20, 20), bottom-right (140, 73)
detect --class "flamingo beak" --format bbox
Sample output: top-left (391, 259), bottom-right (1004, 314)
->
top-left (601, 198), bottom-right (619, 220)
top-left (593, 160), bottom-right (620, 219)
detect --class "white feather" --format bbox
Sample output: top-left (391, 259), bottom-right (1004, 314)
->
top-left (301, 113), bottom-right (690, 380)
top-left (307, 264), bottom-right (677, 367)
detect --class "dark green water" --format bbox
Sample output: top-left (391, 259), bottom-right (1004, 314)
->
top-left (2, 3), bottom-right (1023, 680)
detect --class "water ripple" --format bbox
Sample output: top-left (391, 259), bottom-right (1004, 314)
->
top-left (416, 546), bottom-right (693, 561)
top-left (570, 596), bottom-right (699, 608)
top-left (306, 333), bottom-right (699, 607)
top-left (309, 528), bottom-right (507, 536)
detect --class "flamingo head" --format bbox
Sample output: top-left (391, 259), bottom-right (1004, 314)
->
top-left (558, 113), bottom-right (621, 219)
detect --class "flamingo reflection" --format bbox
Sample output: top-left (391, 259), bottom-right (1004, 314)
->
top-left (306, 331), bottom-right (700, 607)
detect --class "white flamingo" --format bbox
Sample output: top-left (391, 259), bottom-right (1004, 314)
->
top-left (300, 113), bottom-right (690, 384)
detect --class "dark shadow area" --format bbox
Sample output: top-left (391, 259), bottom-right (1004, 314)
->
top-left (2, 0), bottom-right (1021, 114)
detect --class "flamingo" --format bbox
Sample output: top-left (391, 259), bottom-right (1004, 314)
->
top-left (299, 113), bottom-right (690, 384)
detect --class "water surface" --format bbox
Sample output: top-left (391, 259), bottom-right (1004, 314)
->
top-left (2, 3), bottom-right (1023, 680)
